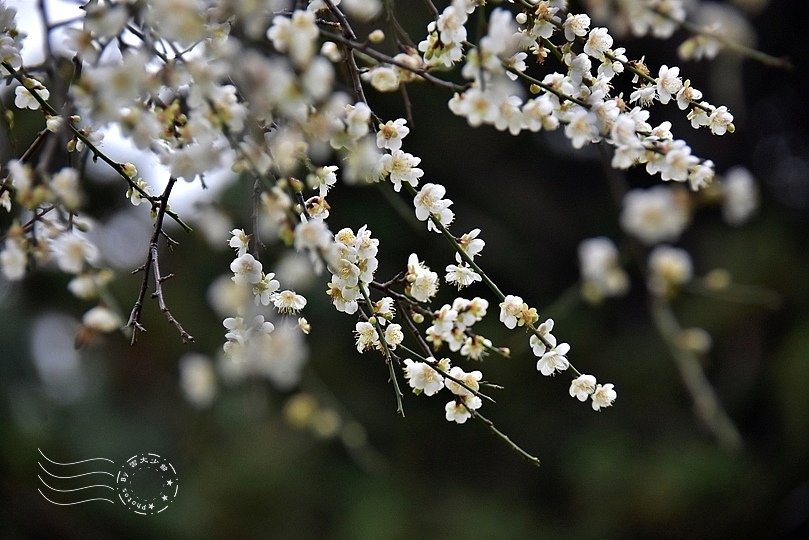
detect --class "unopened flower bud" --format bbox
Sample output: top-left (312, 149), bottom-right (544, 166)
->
top-left (45, 115), bottom-right (64, 133)
top-left (368, 30), bottom-right (385, 43)
top-left (121, 162), bottom-right (137, 178)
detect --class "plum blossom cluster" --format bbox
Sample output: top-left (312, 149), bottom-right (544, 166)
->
top-left (425, 297), bottom-right (491, 360)
top-left (498, 294), bottom-right (616, 409)
top-left (578, 237), bottom-right (630, 303)
top-left (425, 3), bottom-right (734, 189)
top-left (583, 0), bottom-right (772, 67)
top-left (326, 225), bottom-right (380, 315)
top-left (219, 228), bottom-right (309, 388)
top-left (0, 0), bottom-right (23, 75)
top-left (1, 0), bottom-right (773, 462)
top-left (403, 358), bottom-right (484, 424)
top-left (0, 159), bottom-right (122, 336)
top-left (575, 165), bottom-right (759, 305)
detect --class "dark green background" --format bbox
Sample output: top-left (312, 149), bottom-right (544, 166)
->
top-left (2, 1), bottom-right (809, 538)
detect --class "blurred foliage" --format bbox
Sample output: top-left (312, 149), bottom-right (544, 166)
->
top-left (3, 1), bottom-right (809, 538)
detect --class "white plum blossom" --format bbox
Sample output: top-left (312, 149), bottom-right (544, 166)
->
top-left (0, 190), bottom-right (10, 213)
top-left (656, 65), bottom-right (683, 105)
top-left (82, 306), bottom-right (121, 333)
top-left (676, 80), bottom-right (703, 111)
top-left (708, 106), bottom-right (734, 136)
top-left (50, 168), bottom-right (82, 209)
top-left (381, 149), bottom-right (424, 192)
top-left (0, 238), bottom-right (26, 280)
top-left (630, 84), bottom-right (657, 107)
top-left (403, 358), bottom-right (444, 396)
top-left (570, 374), bottom-right (597, 402)
top-left (253, 273), bottom-right (281, 306)
top-left (230, 253), bottom-right (263, 285)
top-left (563, 13), bottom-right (591, 41)
top-left (229, 229), bottom-right (251, 256)
top-left (499, 294), bottom-right (526, 330)
top-left (51, 233), bottom-right (99, 274)
top-left (688, 161), bottom-right (715, 192)
top-left (344, 102), bottom-right (372, 141)
top-left (273, 290), bottom-right (307, 314)
top-left (0, 0), bottom-right (752, 454)
top-left (445, 262), bottom-right (481, 289)
top-left (307, 166), bottom-right (338, 198)
top-left (460, 335), bottom-right (492, 361)
top-left (374, 297), bottom-right (396, 321)
top-left (445, 366), bottom-right (482, 397)
top-left (355, 321), bottom-right (380, 352)
top-left (445, 396), bottom-right (482, 424)
top-left (267, 10), bottom-right (320, 67)
top-left (383, 323), bottom-right (404, 349)
top-left (565, 108), bottom-right (599, 149)
top-left (578, 237), bottom-right (629, 302)
top-left (126, 178), bottom-right (151, 207)
top-left (529, 318), bottom-right (557, 357)
top-left (536, 342), bottom-right (571, 376)
top-left (647, 245), bottom-right (693, 296)
top-left (294, 219), bottom-right (333, 253)
top-left (583, 27), bottom-right (613, 59)
top-left (722, 166), bottom-right (759, 225)
top-left (179, 353), bottom-right (217, 408)
top-left (591, 383), bottom-right (617, 411)
top-left (14, 81), bottom-right (48, 110)
top-left (326, 281), bottom-right (359, 314)
top-left (363, 66), bottom-right (400, 92)
top-left (406, 254), bottom-right (439, 303)
top-left (436, 4), bottom-right (468, 45)
top-left (620, 186), bottom-right (690, 245)
top-left (376, 119), bottom-right (410, 152)
top-left (457, 229), bottom-right (485, 259)
top-left (414, 183), bottom-right (454, 232)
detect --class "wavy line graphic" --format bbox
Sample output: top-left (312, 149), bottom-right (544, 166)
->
top-left (37, 448), bottom-right (117, 507)
top-left (38, 461), bottom-right (115, 479)
top-left (38, 490), bottom-right (115, 506)
top-left (38, 475), bottom-right (115, 492)
top-left (38, 448), bottom-right (114, 466)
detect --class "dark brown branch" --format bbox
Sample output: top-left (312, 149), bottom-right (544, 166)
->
top-left (126, 176), bottom-right (194, 344)
top-left (318, 30), bottom-right (467, 92)
top-left (323, 0), bottom-right (369, 107)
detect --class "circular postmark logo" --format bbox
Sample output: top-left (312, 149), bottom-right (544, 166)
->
top-left (115, 453), bottom-right (178, 515)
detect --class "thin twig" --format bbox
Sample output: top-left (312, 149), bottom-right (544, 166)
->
top-left (318, 29), bottom-right (467, 92)
top-left (649, 6), bottom-right (792, 70)
top-left (359, 286), bottom-right (404, 416)
top-left (127, 176), bottom-right (194, 343)
top-left (323, 0), bottom-right (369, 107)
top-left (471, 409), bottom-right (541, 467)
top-left (402, 183), bottom-right (584, 378)
top-left (397, 343), bottom-right (496, 405)
top-left (649, 298), bottom-right (742, 452)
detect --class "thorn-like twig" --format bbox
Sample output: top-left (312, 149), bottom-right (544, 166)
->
top-left (126, 176), bottom-right (194, 344)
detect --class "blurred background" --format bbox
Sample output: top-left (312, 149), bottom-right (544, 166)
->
top-left (2, 0), bottom-right (809, 538)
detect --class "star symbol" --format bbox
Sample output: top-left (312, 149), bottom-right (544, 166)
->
top-left (166, 480), bottom-right (173, 486)
top-left (162, 495), bottom-right (168, 501)
top-left (148, 503), bottom-right (154, 510)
